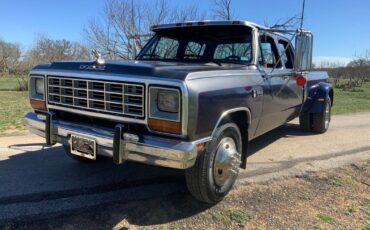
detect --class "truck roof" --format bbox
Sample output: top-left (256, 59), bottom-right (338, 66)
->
top-left (151, 20), bottom-right (270, 32)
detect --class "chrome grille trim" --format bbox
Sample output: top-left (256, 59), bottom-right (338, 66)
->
top-left (47, 76), bottom-right (145, 118)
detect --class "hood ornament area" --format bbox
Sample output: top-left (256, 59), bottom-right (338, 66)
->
top-left (92, 49), bottom-right (105, 65)
top-left (79, 49), bottom-right (106, 71)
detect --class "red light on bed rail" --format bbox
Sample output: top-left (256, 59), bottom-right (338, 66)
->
top-left (296, 76), bottom-right (307, 86)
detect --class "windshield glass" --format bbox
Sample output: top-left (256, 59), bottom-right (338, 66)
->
top-left (137, 26), bottom-right (253, 65)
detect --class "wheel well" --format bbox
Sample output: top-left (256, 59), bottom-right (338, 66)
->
top-left (329, 89), bottom-right (334, 106)
top-left (220, 111), bottom-right (249, 169)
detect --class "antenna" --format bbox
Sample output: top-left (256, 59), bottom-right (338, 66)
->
top-left (131, 0), bottom-right (137, 59)
top-left (300, 0), bottom-right (306, 30)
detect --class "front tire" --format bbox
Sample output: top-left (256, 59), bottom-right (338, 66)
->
top-left (185, 122), bottom-right (242, 204)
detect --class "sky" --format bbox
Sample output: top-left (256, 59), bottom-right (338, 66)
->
top-left (0, 0), bottom-right (369, 64)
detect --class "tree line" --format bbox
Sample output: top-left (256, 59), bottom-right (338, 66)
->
top-left (314, 51), bottom-right (370, 90)
top-left (0, 36), bottom-right (91, 75)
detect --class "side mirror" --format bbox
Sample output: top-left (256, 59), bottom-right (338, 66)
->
top-left (294, 31), bottom-right (313, 72)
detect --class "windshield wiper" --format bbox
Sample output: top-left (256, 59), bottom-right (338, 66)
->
top-left (204, 61), bottom-right (222, 66)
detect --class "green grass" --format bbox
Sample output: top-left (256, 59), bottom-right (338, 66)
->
top-left (0, 91), bottom-right (31, 135)
top-left (0, 75), bottom-right (27, 91)
top-left (229, 209), bottom-right (251, 227)
top-left (206, 209), bottom-right (251, 228)
top-left (361, 199), bottom-right (370, 219)
top-left (332, 82), bottom-right (370, 114)
top-left (317, 213), bottom-right (335, 224)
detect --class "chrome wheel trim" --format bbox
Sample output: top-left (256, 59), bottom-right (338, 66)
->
top-left (213, 137), bottom-right (240, 187)
top-left (324, 100), bottom-right (331, 129)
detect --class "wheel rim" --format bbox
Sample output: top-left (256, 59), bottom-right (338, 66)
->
top-left (324, 100), bottom-right (331, 129)
top-left (213, 137), bottom-right (239, 187)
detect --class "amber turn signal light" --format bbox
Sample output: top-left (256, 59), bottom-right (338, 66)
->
top-left (148, 118), bottom-right (182, 135)
top-left (30, 99), bottom-right (47, 111)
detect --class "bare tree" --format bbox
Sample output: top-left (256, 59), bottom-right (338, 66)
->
top-left (0, 40), bottom-right (21, 74)
top-left (22, 36), bottom-right (90, 71)
top-left (84, 0), bottom-right (204, 60)
top-left (213, 0), bottom-right (234, 20)
top-left (268, 15), bottom-right (301, 30)
top-left (347, 51), bottom-right (370, 67)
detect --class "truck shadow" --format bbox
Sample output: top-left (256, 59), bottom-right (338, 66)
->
top-left (248, 123), bottom-right (314, 157)
top-left (0, 122), bottom-right (328, 227)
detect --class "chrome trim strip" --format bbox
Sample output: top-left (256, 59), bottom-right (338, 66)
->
top-left (211, 107), bottom-right (252, 137)
top-left (192, 136), bottom-right (212, 145)
top-left (47, 104), bottom-right (146, 124)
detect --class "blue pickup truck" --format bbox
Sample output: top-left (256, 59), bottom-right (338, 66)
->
top-left (25, 20), bottom-right (333, 203)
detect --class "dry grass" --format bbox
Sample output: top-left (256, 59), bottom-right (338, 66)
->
top-left (6, 161), bottom-right (370, 230)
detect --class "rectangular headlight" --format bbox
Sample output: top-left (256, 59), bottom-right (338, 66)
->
top-left (158, 90), bottom-right (179, 113)
top-left (30, 76), bottom-right (45, 100)
top-left (149, 86), bottom-right (181, 135)
top-left (35, 78), bottom-right (45, 95)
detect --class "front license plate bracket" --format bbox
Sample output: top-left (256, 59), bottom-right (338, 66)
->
top-left (70, 135), bottom-right (96, 160)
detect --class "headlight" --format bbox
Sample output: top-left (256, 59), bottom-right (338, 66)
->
top-left (157, 90), bottom-right (179, 113)
top-left (35, 78), bottom-right (45, 95)
top-left (30, 76), bottom-right (45, 101)
top-left (149, 87), bottom-right (182, 135)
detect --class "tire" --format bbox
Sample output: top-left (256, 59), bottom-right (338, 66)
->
top-left (299, 112), bottom-right (311, 131)
top-left (185, 122), bottom-right (242, 204)
top-left (63, 145), bottom-right (96, 163)
top-left (312, 97), bottom-right (331, 133)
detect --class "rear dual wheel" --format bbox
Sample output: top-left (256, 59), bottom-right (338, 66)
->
top-left (299, 97), bottom-right (331, 133)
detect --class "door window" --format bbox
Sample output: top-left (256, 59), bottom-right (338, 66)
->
top-left (277, 40), bottom-right (294, 69)
top-left (258, 35), bottom-right (281, 68)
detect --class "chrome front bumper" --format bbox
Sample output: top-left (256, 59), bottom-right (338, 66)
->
top-left (24, 112), bottom-right (200, 169)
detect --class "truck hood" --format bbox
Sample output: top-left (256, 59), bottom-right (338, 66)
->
top-left (32, 60), bottom-right (246, 81)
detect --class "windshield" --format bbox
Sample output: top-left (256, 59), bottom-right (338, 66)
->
top-left (137, 26), bottom-right (253, 65)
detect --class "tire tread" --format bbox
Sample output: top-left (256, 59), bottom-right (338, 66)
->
top-left (185, 122), bottom-right (241, 203)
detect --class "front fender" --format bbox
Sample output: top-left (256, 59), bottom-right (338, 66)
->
top-left (303, 82), bottom-right (333, 113)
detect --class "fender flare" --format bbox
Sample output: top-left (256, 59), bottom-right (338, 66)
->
top-left (303, 82), bottom-right (333, 114)
top-left (210, 107), bottom-right (252, 169)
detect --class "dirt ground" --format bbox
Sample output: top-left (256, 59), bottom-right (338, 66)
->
top-left (1, 113), bottom-right (369, 229)
top-left (3, 161), bottom-right (369, 230)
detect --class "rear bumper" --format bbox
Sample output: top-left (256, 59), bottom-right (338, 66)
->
top-left (24, 112), bottom-right (200, 169)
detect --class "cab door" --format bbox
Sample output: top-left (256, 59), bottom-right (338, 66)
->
top-left (254, 34), bottom-right (299, 137)
top-left (276, 38), bottom-right (304, 119)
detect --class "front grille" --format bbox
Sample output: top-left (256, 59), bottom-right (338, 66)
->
top-left (47, 76), bottom-right (145, 118)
